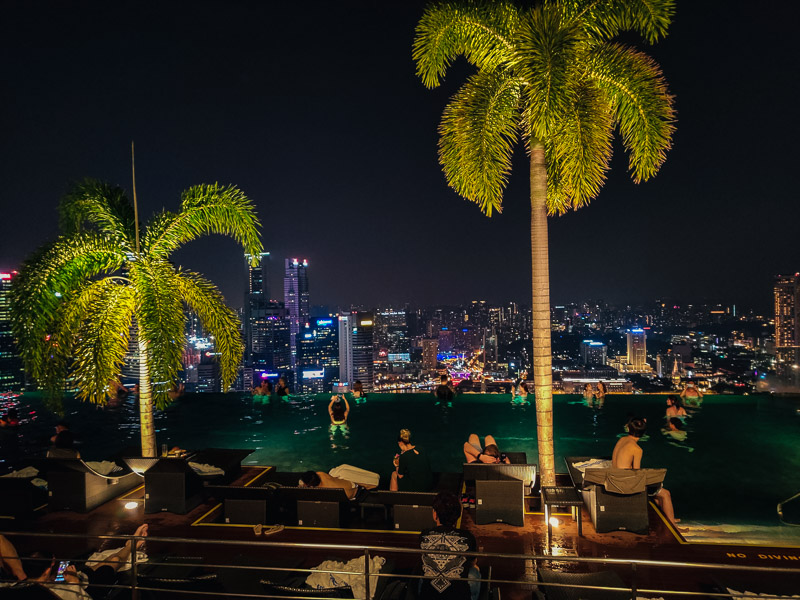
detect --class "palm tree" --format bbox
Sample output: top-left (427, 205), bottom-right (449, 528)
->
top-left (10, 179), bottom-right (262, 457)
top-left (414, 0), bottom-right (674, 485)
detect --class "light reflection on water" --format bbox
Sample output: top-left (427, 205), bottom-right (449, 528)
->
top-left (5, 392), bottom-right (800, 528)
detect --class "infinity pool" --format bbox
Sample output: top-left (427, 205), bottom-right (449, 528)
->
top-left (6, 392), bottom-right (800, 531)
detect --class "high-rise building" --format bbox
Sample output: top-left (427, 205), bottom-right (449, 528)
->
top-left (249, 301), bottom-right (291, 372)
top-left (298, 317), bottom-right (339, 393)
top-left (580, 340), bottom-right (607, 366)
top-left (422, 338), bottom-right (438, 372)
top-left (774, 273), bottom-right (800, 378)
top-left (626, 328), bottom-right (647, 369)
top-left (246, 252), bottom-right (271, 299)
top-left (338, 311), bottom-right (374, 390)
top-left (284, 258), bottom-right (309, 368)
top-left (0, 271), bottom-right (24, 392)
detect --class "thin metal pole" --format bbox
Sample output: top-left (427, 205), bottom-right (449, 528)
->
top-left (630, 562), bottom-right (637, 599)
top-left (364, 548), bottom-right (371, 600)
top-left (131, 533), bottom-right (139, 600)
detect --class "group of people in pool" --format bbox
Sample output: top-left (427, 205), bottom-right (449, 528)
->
top-left (252, 377), bottom-right (291, 399)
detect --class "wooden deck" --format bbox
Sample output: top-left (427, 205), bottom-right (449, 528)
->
top-left (3, 466), bottom-right (799, 598)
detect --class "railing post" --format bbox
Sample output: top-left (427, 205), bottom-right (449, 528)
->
top-left (131, 533), bottom-right (138, 600)
top-left (630, 562), bottom-right (637, 599)
top-left (364, 548), bottom-right (371, 600)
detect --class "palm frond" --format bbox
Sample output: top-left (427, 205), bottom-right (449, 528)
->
top-left (10, 234), bottom-right (127, 396)
top-left (172, 269), bottom-right (244, 393)
top-left (131, 259), bottom-right (185, 409)
top-left (542, 139), bottom-right (574, 215)
top-left (66, 281), bottom-right (135, 404)
top-left (143, 184), bottom-right (262, 260)
top-left (439, 69), bottom-right (522, 215)
top-left (559, 0), bottom-right (675, 43)
top-left (59, 179), bottom-right (135, 249)
top-left (550, 81), bottom-right (614, 211)
top-left (414, 0), bottom-right (519, 89)
top-left (518, 6), bottom-right (584, 139)
top-left (587, 41), bottom-right (674, 182)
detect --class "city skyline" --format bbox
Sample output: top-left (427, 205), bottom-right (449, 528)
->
top-left (1, 1), bottom-right (799, 312)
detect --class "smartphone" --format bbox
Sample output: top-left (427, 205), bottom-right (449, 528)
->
top-left (54, 561), bottom-right (69, 582)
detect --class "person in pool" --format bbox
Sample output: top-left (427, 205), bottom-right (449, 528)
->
top-left (612, 417), bottom-right (678, 523)
top-left (253, 380), bottom-right (272, 397)
top-left (661, 417), bottom-right (688, 442)
top-left (390, 428), bottom-right (433, 492)
top-left (680, 382), bottom-right (703, 407)
top-left (582, 383), bottom-right (595, 401)
top-left (328, 394), bottom-right (350, 425)
top-left (594, 381), bottom-right (607, 400)
top-left (276, 377), bottom-right (290, 397)
top-left (665, 395), bottom-right (687, 418)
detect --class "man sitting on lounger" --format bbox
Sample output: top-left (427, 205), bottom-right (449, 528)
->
top-left (612, 417), bottom-right (679, 523)
top-left (299, 470), bottom-right (359, 500)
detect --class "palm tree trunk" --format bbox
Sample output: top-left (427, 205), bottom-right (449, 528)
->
top-left (138, 336), bottom-right (157, 457)
top-left (529, 140), bottom-right (555, 487)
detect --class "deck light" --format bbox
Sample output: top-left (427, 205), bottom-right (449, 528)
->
top-left (548, 517), bottom-right (560, 528)
top-left (124, 501), bottom-right (139, 510)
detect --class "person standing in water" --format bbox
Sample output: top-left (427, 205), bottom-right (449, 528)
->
top-left (328, 394), bottom-right (350, 425)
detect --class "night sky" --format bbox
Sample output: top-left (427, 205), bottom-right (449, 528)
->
top-left (1, 1), bottom-right (799, 313)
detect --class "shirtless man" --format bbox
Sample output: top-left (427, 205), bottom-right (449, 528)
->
top-left (612, 417), bottom-right (679, 523)
top-left (299, 470), bottom-right (359, 500)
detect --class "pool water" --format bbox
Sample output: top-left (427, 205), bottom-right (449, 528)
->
top-left (6, 392), bottom-right (800, 529)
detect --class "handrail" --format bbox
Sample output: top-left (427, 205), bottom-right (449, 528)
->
top-left (3, 530), bottom-right (799, 599)
top-left (777, 490), bottom-right (800, 526)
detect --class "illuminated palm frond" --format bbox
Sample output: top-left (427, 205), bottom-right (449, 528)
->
top-left (144, 183), bottom-right (261, 261)
top-left (439, 69), bottom-right (522, 215)
top-left (171, 269), bottom-right (244, 392)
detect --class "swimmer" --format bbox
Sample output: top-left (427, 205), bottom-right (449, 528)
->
top-left (328, 394), bottom-right (350, 425)
top-left (661, 417), bottom-right (688, 442)
top-left (665, 395), bottom-right (687, 418)
top-left (680, 382), bottom-right (703, 407)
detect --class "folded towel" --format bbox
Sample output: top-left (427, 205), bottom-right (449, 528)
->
top-left (572, 459), bottom-right (612, 473)
top-left (85, 461), bottom-right (123, 476)
top-left (329, 464), bottom-right (380, 487)
top-left (86, 548), bottom-right (148, 572)
top-left (307, 556), bottom-right (385, 599)
top-left (189, 462), bottom-right (224, 476)
top-left (1, 466), bottom-right (39, 478)
top-left (727, 588), bottom-right (799, 599)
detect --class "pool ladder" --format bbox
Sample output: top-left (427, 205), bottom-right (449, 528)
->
top-left (777, 491), bottom-right (800, 526)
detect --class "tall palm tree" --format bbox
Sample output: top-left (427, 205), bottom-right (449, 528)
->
top-left (11, 179), bottom-right (262, 457)
top-left (414, 0), bottom-right (675, 485)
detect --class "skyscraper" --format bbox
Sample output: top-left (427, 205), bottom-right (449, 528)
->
top-left (244, 252), bottom-right (271, 364)
top-left (0, 271), bottom-right (24, 392)
top-left (338, 311), bottom-right (374, 390)
top-left (284, 258), bottom-right (309, 368)
top-left (580, 340), bottom-right (607, 366)
top-left (298, 317), bottom-right (339, 393)
top-left (626, 328), bottom-right (647, 370)
top-left (774, 273), bottom-right (800, 378)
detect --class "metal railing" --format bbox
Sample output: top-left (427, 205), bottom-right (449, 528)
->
top-left (2, 530), bottom-right (799, 599)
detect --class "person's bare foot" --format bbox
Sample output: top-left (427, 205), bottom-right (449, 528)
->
top-left (133, 524), bottom-right (148, 550)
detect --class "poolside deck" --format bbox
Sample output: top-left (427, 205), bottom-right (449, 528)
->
top-left (4, 466), bottom-right (799, 598)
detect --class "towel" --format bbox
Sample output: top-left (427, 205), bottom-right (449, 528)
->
top-left (727, 588), bottom-right (799, 599)
top-left (572, 459), bottom-right (612, 473)
top-left (85, 461), bottom-right (123, 476)
top-left (583, 467), bottom-right (667, 494)
top-left (85, 548), bottom-right (148, 572)
top-left (306, 556), bottom-right (385, 599)
top-left (329, 464), bottom-right (380, 488)
top-left (188, 462), bottom-right (224, 476)
top-left (1, 466), bottom-right (39, 478)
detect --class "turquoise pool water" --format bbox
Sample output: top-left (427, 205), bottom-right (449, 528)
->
top-left (6, 392), bottom-right (800, 528)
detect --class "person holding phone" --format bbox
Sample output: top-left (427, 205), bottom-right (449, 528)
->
top-left (0, 524), bottom-right (148, 599)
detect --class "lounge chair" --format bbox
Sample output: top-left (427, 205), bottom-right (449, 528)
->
top-left (463, 462), bottom-right (537, 527)
top-left (565, 456), bottom-right (665, 534)
top-left (0, 472), bottom-right (48, 519)
top-left (42, 458), bottom-right (142, 513)
top-left (536, 568), bottom-right (630, 600)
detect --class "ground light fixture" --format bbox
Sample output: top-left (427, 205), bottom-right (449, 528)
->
top-left (548, 516), bottom-right (560, 528)
top-left (125, 501), bottom-right (139, 510)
